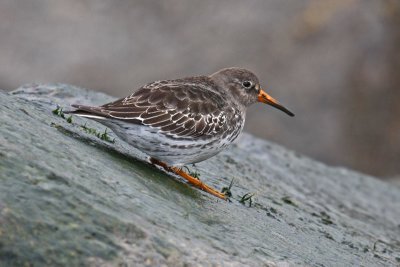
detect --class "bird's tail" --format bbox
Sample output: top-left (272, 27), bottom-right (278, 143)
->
top-left (64, 104), bottom-right (108, 120)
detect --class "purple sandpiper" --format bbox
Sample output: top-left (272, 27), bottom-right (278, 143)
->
top-left (67, 67), bottom-right (294, 199)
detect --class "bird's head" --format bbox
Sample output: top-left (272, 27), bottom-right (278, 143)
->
top-left (210, 67), bottom-right (294, 116)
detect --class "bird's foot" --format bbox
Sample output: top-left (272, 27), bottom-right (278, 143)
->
top-left (149, 158), bottom-right (227, 200)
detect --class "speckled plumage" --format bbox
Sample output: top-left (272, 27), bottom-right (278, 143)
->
top-left (69, 67), bottom-right (293, 166)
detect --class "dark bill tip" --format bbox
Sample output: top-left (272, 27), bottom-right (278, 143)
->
top-left (257, 89), bottom-right (295, 117)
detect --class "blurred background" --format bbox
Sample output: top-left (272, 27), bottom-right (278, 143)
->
top-left (1, 0), bottom-right (399, 180)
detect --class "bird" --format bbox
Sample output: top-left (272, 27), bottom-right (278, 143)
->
top-left (67, 67), bottom-right (294, 200)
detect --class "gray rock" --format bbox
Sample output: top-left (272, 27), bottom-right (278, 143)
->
top-left (1, 84), bottom-right (399, 267)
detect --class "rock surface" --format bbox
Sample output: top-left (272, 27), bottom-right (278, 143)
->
top-left (1, 84), bottom-right (399, 266)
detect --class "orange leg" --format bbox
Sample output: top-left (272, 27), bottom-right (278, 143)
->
top-left (150, 158), bottom-right (227, 200)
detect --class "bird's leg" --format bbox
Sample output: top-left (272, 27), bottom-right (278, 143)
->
top-left (149, 158), bottom-right (227, 200)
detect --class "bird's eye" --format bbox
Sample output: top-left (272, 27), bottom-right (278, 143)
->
top-left (242, 81), bottom-right (252, 88)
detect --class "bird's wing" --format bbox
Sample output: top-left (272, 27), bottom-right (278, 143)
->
top-left (72, 81), bottom-right (229, 138)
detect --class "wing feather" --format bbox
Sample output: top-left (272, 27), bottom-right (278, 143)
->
top-left (72, 79), bottom-right (229, 138)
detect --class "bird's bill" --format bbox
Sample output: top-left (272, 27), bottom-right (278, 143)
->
top-left (257, 89), bottom-right (295, 117)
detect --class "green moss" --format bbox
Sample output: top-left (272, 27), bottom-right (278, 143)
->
top-left (52, 106), bottom-right (65, 119)
top-left (239, 193), bottom-right (254, 207)
top-left (221, 178), bottom-right (234, 198)
top-left (80, 124), bottom-right (115, 143)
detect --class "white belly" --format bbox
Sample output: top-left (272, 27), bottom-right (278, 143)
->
top-left (96, 119), bottom-right (243, 166)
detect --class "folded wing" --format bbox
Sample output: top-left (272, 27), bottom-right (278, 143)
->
top-left (71, 82), bottom-right (228, 139)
